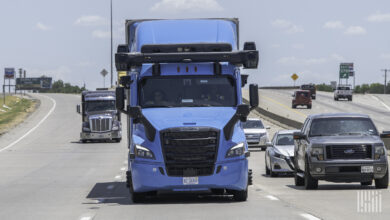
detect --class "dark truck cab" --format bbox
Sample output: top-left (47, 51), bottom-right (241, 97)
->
top-left (77, 91), bottom-right (122, 143)
top-left (293, 113), bottom-right (389, 189)
top-left (300, 84), bottom-right (316, 99)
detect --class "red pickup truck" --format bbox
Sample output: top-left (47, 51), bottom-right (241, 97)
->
top-left (292, 90), bottom-right (312, 109)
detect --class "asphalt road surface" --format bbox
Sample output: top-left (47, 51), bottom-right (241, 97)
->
top-left (0, 93), bottom-right (389, 220)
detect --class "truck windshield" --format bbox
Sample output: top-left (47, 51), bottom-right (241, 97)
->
top-left (85, 100), bottom-right (115, 112)
top-left (309, 117), bottom-right (378, 137)
top-left (139, 76), bottom-right (236, 108)
top-left (242, 120), bottom-right (264, 129)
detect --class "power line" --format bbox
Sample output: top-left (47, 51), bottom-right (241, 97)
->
top-left (381, 69), bottom-right (390, 94)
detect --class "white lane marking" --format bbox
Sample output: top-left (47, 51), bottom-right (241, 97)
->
top-left (115, 175), bottom-right (121, 179)
top-left (265, 195), bottom-right (279, 201)
top-left (106, 184), bottom-right (115, 190)
top-left (80, 216), bottom-right (93, 220)
top-left (120, 167), bottom-right (126, 171)
top-left (300, 213), bottom-right (321, 220)
top-left (372, 95), bottom-right (390, 111)
top-left (0, 95), bottom-right (56, 153)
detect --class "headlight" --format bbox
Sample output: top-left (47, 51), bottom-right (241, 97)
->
top-left (274, 150), bottom-right (286, 160)
top-left (82, 122), bottom-right (90, 132)
top-left (374, 144), bottom-right (385, 160)
top-left (135, 144), bottom-right (155, 159)
top-left (112, 121), bottom-right (120, 130)
top-left (226, 143), bottom-right (245, 158)
top-left (311, 147), bottom-right (324, 160)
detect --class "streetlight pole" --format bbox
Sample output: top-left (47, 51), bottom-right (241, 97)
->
top-left (382, 69), bottom-right (390, 94)
top-left (110, 0), bottom-right (113, 88)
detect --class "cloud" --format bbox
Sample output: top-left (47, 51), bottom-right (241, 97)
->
top-left (74, 15), bottom-right (107, 26)
top-left (92, 30), bottom-right (110, 38)
top-left (36, 22), bottom-right (50, 31)
top-left (323, 21), bottom-right (344, 29)
top-left (150, 0), bottom-right (223, 12)
top-left (367, 12), bottom-right (390, 22)
top-left (276, 56), bottom-right (327, 66)
top-left (330, 53), bottom-right (345, 62)
top-left (271, 19), bottom-right (304, 34)
top-left (292, 43), bottom-right (304, 50)
top-left (344, 26), bottom-right (366, 35)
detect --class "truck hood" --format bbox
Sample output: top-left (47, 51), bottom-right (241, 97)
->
top-left (310, 135), bottom-right (382, 145)
top-left (86, 111), bottom-right (115, 118)
top-left (142, 107), bottom-right (236, 131)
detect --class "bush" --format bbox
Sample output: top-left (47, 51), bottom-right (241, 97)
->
top-left (42, 80), bottom-right (86, 94)
top-left (316, 83), bottom-right (333, 92)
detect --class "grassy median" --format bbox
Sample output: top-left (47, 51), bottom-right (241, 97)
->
top-left (0, 95), bottom-right (36, 135)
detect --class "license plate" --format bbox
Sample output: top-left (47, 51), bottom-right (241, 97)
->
top-left (98, 134), bottom-right (104, 138)
top-left (361, 166), bottom-right (374, 173)
top-left (183, 177), bottom-right (199, 185)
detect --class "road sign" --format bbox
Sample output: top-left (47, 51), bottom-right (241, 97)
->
top-left (4, 68), bottom-right (15, 79)
top-left (16, 77), bottom-right (52, 90)
top-left (339, 63), bottom-right (353, 79)
top-left (100, 69), bottom-right (108, 77)
top-left (291, 73), bottom-right (298, 81)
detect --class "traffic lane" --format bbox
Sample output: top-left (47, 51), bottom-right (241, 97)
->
top-left (0, 94), bottom-right (128, 220)
top-left (250, 149), bottom-right (390, 220)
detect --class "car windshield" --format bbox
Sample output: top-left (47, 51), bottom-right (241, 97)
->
top-left (242, 120), bottom-right (264, 129)
top-left (276, 134), bottom-right (294, 145)
top-left (139, 76), bottom-right (236, 108)
top-left (309, 117), bottom-right (378, 137)
top-left (85, 100), bottom-right (115, 112)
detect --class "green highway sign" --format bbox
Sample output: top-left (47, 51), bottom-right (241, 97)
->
top-left (339, 63), bottom-right (353, 79)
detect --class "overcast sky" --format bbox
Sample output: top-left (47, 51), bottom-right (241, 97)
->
top-left (1, 0), bottom-right (390, 89)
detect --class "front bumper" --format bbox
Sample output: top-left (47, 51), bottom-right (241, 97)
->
top-left (247, 136), bottom-right (268, 147)
top-left (80, 130), bottom-right (121, 140)
top-left (270, 156), bottom-right (294, 173)
top-left (309, 160), bottom-right (388, 182)
top-left (130, 159), bottom-right (248, 193)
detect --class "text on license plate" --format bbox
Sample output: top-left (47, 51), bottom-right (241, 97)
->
top-left (183, 177), bottom-right (199, 185)
top-left (361, 166), bottom-right (374, 173)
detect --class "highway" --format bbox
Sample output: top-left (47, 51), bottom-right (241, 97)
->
top-left (0, 93), bottom-right (389, 219)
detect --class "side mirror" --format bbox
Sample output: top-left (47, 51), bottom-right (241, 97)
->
top-left (116, 87), bottom-right (125, 111)
top-left (76, 104), bottom-right (80, 114)
top-left (380, 131), bottom-right (390, 138)
top-left (249, 84), bottom-right (259, 109)
top-left (266, 141), bottom-right (273, 147)
top-left (293, 132), bottom-right (306, 140)
top-left (128, 106), bottom-right (142, 120)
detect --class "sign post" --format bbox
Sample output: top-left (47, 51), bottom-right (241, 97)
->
top-left (100, 69), bottom-right (108, 88)
top-left (291, 73), bottom-right (299, 87)
top-left (4, 68), bottom-right (15, 105)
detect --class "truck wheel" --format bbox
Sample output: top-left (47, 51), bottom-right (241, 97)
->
top-left (265, 155), bottom-right (270, 175)
top-left (81, 139), bottom-right (87, 143)
top-left (292, 104), bottom-right (296, 109)
top-left (233, 186), bottom-right (248, 202)
top-left (269, 158), bottom-right (277, 177)
top-left (361, 180), bottom-right (372, 186)
top-left (375, 169), bottom-right (389, 189)
top-left (304, 159), bottom-right (318, 189)
top-left (114, 138), bottom-right (121, 143)
top-left (294, 164), bottom-right (304, 186)
top-left (307, 105), bottom-right (312, 109)
top-left (349, 97), bottom-right (353, 101)
top-left (334, 97), bottom-right (338, 101)
top-left (131, 192), bottom-right (146, 203)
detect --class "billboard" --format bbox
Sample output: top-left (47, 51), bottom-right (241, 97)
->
top-left (4, 68), bottom-right (15, 79)
top-left (16, 77), bottom-right (52, 90)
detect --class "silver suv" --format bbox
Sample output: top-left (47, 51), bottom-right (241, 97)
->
top-left (293, 113), bottom-right (389, 189)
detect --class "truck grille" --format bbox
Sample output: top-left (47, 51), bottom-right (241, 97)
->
top-left (90, 117), bottom-right (112, 132)
top-left (326, 145), bottom-right (372, 160)
top-left (161, 127), bottom-right (219, 177)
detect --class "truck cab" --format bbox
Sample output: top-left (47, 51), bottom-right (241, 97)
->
top-left (77, 90), bottom-right (122, 143)
top-left (334, 84), bottom-right (352, 101)
top-left (115, 18), bottom-right (259, 202)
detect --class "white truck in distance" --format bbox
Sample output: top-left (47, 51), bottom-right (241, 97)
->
top-left (334, 85), bottom-right (353, 101)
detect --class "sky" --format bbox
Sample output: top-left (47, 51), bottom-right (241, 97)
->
top-left (1, 0), bottom-right (390, 90)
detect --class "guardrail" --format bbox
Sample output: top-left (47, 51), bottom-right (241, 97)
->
top-left (259, 86), bottom-right (300, 90)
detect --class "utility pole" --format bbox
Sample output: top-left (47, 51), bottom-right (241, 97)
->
top-left (110, 0), bottom-right (113, 88)
top-left (382, 69), bottom-right (390, 94)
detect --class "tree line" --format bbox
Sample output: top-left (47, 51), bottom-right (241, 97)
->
top-left (42, 80), bottom-right (86, 94)
top-left (315, 83), bottom-right (390, 94)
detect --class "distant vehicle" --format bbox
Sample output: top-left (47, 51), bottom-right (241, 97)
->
top-left (243, 118), bottom-right (270, 150)
top-left (265, 130), bottom-right (299, 177)
top-left (293, 113), bottom-right (389, 189)
top-left (300, 84), bottom-right (316, 99)
top-left (334, 85), bottom-right (352, 101)
top-left (292, 90), bottom-right (312, 109)
top-left (77, 90), bottom-right (122, 143)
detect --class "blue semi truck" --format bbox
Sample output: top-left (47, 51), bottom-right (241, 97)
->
top-left (115, 18), bottom-right (259, 202)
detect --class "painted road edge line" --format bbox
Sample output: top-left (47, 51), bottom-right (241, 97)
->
top-left (0, 94), bottom-right (57, 153)
top-left (300, 213), bottom-right (321, 220)
top-left (371, 95), bottom-right (390, 111)
top-left (266, 195), bottom-right (279, 201)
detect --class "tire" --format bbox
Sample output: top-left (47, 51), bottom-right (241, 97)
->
top-left (211, 189), bottom-right (225, 195)
top-left (349, 97), bottom-right (353, 101)
top-left (292, 104), bottom-right (296, 109)
top-left (114, 138), bottom-right (121, 143)
top-left (304, 159), bottom-right (318, 189)
top-left (375, 169), bottom-right (389, 189)
top-left (307, 105), bottom-right (312, 109)
top-left (265, 154), bottom-right (270, 175)
top-left (81, 139), bottom-right (87, 143)
top-left (269, 158), bottom-right (277, 177)
top-left (294, 162), bottom-right (304, 186)
top-left (233, 186), bottom-right (248, 202)
top-left (361, 180), bottom-right (372, 186)
top-left (131, 191), bottom-right (146, 203)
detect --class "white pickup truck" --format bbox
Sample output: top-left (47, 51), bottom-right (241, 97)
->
top-left (334, 85), bottom-right (353, 101)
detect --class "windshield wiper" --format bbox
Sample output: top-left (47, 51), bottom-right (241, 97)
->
top-left (310, 134), bottom-right (335, 137)
top-left (337, 132), bottom-right (365, 136)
